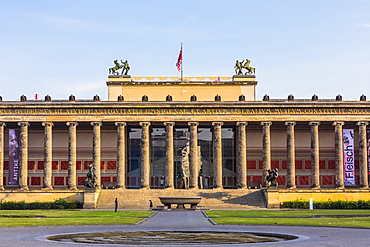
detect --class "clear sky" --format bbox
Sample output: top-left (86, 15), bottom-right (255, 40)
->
top-left (1, 0), bottom-right (370, 101)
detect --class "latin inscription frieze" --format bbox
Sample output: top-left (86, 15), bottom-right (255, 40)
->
top-left (0, 107), bottom-right (369, 116)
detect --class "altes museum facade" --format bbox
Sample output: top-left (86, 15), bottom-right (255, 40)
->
top-left (0, 70), bottom-right (370, 208)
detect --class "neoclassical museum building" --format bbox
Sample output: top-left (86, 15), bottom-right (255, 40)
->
top-left (0, 73), bottom-right (369, 208)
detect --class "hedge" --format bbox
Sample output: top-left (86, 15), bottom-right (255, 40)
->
top-left (281, 199), bottom-right (370, 209)
top-left (0, 199), bottom-right (82, 210)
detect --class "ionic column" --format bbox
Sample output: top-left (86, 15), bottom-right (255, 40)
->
top-left (309, 121), bottom-right (321, 189)
top-left (188, 122), bottom-right (199, 189)
top-left (66, 122), bottom-right (78, 190)
top-left (357, 121), bottom-right (369, 189)
top-left (236, 122), bottom-right (248, 189)
top-left (333, 121), bottom-right (345, 189)
top-left (0, 122), bottom-right (5, 190)
top-left (139, 122), bottom-right (151, 189)
top-left (212, 122), bottom-right (223, 189)
top-left (42, 122), bottom-right (54, 190)
top-left (164, 122), bottom-right (175, 189)
top-left (261, 121), bottom-right (272, 188)
top-left (115, 122), bottom-right (127, 189)
top-left (18, 121), bottom-right (29, 191)
top-left (91, 122), bottom-right (102, 189)
top-left (285, 121), bottom-right (296, 189)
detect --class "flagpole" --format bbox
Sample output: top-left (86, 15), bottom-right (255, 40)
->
top-left (180, 42), bottom-right (183, 82)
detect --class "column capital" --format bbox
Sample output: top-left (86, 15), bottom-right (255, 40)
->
top-left (91, 121), bottom-right (102, 127)
top-left (42, 121), bottom-right (54, 127)
top-left (66, 121), bottom-right (78, 127)
top-left (139, 121), bottom-right (151, 127)
top-left (285, 121), bottom-right (296, 126)
top-left (115, 122), bottom-right (127, 127)
top-left (261, 121), bottom-right (272, 126)
top-left (188, 121), bottom-right (199, 126)
top-left (0, 122), bottom-right (6, 127)
top-left (164, 122), bottom-right (175, 127)
top-left (332, 121), bottom-right (345, 127)
top-left (212, 121), bottom-right (224, 127)
top-left (356, 121), bottom-right (369, 126)
top-left (18, 121), bottom-right (30, 127)
top-left (309, 121), bottom-right (320, 126)
top-left (236, 121), bottom-right (248, 126)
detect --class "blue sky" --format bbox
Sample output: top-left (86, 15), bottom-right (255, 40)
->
top-left (1, 0), bottom-right (370, 101)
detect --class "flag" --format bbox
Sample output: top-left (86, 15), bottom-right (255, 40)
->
top-left (34, 94), bottom-right (39, 100)
top-left (176, 46), bottom-right (182, 71)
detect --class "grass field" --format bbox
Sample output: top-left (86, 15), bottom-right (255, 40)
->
top-left (0, 210), bottom-right (153, 227)
top-left (205, 210), bottom-right (370, 228)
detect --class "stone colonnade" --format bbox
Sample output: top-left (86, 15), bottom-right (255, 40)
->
top-left (0, 120), bottom-right (369, 190)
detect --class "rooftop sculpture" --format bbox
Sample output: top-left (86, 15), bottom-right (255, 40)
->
top-left (234, 59), bottom-right (256, 75)
top-left (109, 59), bottom-right (130, 76)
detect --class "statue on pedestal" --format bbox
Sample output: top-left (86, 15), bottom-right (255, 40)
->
top-left (109, 60), bottom-right (130, 75)
top-left (83, 164), bottom-right (97, 188)
top-left (266, 168), bottom-right (278, 188)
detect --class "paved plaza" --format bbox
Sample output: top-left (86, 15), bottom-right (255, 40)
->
top-left (0, 211), bottom-right (369, 246)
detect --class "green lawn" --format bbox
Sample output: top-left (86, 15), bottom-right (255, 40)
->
top-left (206, 210), bottom-right (370, 228)
top-left (0, 210), bottom-right (153, 227)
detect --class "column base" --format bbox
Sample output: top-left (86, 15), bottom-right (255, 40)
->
top-left (115, 186), bottom-right (126, 189)
top-left (0, 186), bottom-right (4, 191)
top-left (335, 185), bottom-right (345, 190)
top-left (41, 187), bottom-right (53, 191)
top-left (359, 186), bottom-right (369, 190)
top-left (18, 186), bottom-right (29, 191)
top-left (68, 186), bottom-right (78, 191)
top-left (286, 186), bottom-right (297, 190)
top-left (140, 186), bottom-right (150, 190)
top-left (213, 186), bottom-right (223, 190)
top-left (164, 186), bottom-right (174, 190)
top-left (310, 186), bottom-right (321, 190)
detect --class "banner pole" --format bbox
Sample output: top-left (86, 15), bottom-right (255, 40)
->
top-left (181, 42), bottom-right (183, 82)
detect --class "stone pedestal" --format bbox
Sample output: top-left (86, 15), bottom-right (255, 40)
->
top-left (83, 189), bottom-right (101, 209)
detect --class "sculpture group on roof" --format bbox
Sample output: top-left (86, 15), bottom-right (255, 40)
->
top-left (109, 59), bottom-right (130, 75)
top-left (234, 59), bottom-right (256, 75)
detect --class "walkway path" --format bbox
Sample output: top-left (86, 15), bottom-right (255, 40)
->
top-left (0, 211), bottom-right (369, 246)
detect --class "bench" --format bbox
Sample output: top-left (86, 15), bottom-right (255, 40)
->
top-left (247, 182), bottom-right (261, 189)
top-left (159, 197), bottom-right (202, 210)
top-left (102, 182), bottom-right (117, 189)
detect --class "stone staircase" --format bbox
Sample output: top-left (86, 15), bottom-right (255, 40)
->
top-left (96, 189), bottom-right (266, 209)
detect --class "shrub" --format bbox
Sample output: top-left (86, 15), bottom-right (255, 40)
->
top-left (0, 199), bottom-right (82, 210)
top-left (281, 199), bottom-right (370, 209)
